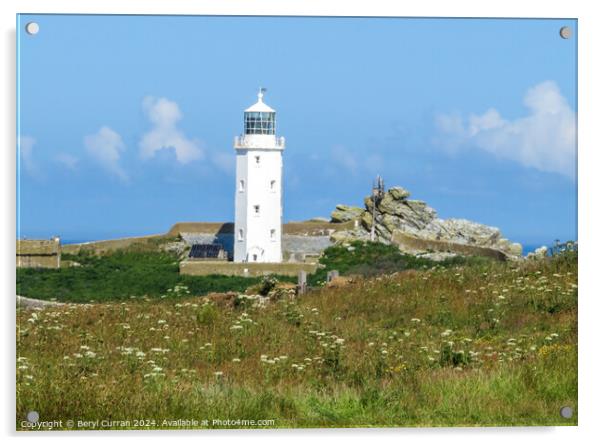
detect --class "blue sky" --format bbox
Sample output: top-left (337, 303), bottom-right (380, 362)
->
top-left (17, 15), bottom-right (577, 246)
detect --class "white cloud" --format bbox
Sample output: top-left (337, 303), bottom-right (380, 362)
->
top-left (55, 152), bottom-right (79, 170)
top-left (139, 96), bottom-right (203, 164)
top-left (435, 81), bottom-right (576, 178)
top-left (84, 126), bottom-right (128, 181)
top-left (18, 135), bottom-right (38, 176)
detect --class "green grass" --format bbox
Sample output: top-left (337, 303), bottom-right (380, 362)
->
top-left (16, 248), bottom-right (287, 303)
top-left (17, 241), bottom-right (486, 303)
top-left (308, 240), bottom-right (492, 285)
top-left (16, 251), bottom-right (577, 429)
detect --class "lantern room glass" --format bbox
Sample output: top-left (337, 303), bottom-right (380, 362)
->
top-left (245, 111), bottom-right (276, 135)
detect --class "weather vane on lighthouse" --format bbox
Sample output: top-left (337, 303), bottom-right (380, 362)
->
top-left (233, 88), bottom-right (286, 263)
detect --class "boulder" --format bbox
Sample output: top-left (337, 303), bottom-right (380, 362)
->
top-left (330, 230), bottom-right (353, 243)
top-left (360, 212), bottom-right (373, 230)
top-left (382, 214), bottom-right (403, 234)
top-left (508, 242), bottom-right (523, 256)
top-left (378, 193), bottom-right (406, 216)
top-left (389, 186), bottom-right (411, 200)
top-left (330, 204), bottom-right (364, 223)
top-left (367, 188), bottom-right (438, 232)
top-left (329, 227), bottom-right (370, 244)
top-left (437, 219), bottom-right (501, 246)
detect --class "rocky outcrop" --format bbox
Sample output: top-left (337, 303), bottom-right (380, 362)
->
top-left (330, 204), bottom-right (365, 223)
top-left (329, 186), bottom-right (523, 259)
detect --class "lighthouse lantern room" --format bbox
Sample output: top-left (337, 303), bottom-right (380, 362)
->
top-left (233, 89), bottom-right (285, 263)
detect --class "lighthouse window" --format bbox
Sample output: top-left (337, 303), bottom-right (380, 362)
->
top-left (238, 229), bottom-right (244, 241)
top-left (239, 180), bottom-right (245, 192)
top-left (270, 180), bottom-right (276, 191)
top-left (254, 205), bottom-right (260, 215)
top-left (255, 155), bottom-right (261, 165)
top-left (245, 112), bottom-right (275, 135)
top-left (270, 229), bottom-right (276, 240)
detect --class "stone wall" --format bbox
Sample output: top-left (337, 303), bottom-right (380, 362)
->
top-left (180, 232), bottom-right (333, 263)
top-left (282, 235), bottom-right (332, 262)
top-left (17, 254), bottom-right (61, 268)
top-left (179, 260), bottom-right (318, 277)
top-left (17, 239), bottom-right (61, 268)
top-left (391, 231), bottom-right (509, 261)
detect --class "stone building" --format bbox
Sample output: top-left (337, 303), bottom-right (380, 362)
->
top-left (16, 238), bottom-right (61, 268)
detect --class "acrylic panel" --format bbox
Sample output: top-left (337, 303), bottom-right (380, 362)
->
top-left (16, 14), bottom-right (577, 430)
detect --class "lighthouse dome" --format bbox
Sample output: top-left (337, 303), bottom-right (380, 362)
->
top-left (244, 88), bottom-right (275, 113)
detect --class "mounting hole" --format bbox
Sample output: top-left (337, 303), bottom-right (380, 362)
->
top-left (25, 22), bottom-right (39, 35)
top-left (27, 411), bottom-right (39, 423)
top-left (560, 406), bottom-right (573, 418)
top-left (559, 26), bottom-right (572, 39)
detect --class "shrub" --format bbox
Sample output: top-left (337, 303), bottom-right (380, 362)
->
top-left (196, 302), bottom-right (218, 326)
top-left (258, 275), bottom-right (279, 296)
top-left (308, 241), bottom-right (491, 286)
top-left (439, 343), bottom-right (471, 367)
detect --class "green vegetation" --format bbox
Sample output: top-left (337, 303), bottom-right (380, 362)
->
top-left (16, 249), bottom-right (287, 303)
top-left (308, 240), bottom-right (492, 285)
top-left (17, 240), bottom-right (487, 303)
top-left (16, 251), bottom-right (577, 429)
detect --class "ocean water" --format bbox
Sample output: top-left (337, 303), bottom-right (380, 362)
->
top-left (522, 245), bottom-right (541, 255)
top-left (61, 239), bottom-right (95, 245)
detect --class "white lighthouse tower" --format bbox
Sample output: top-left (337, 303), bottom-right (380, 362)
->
top-left (233, 89), bottom-right (285, 263)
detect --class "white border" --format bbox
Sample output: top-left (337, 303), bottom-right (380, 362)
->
top-left (2, 1), bottom-right (600, 444)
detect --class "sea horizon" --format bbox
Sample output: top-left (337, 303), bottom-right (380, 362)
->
top-left (34, 236), bottom-right (566, 255)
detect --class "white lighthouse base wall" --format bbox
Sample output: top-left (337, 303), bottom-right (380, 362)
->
top-left (233, 148), bottom-right (283, 263)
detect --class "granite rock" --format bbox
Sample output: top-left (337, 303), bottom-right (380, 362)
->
top-left (330, 204), bottom-right (365, 223)
top-left (332, 186), bottom-right (523, 258)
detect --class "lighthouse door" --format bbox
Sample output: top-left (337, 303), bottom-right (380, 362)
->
top-left (247, 246), bottom-right (265, 262)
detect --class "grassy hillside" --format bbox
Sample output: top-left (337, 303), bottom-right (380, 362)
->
top-left (309, 240), bottom-right (491, 285)
top-left (16, 241), bottom-right (478, 302)
top-left (16, 251), bottom-right (577, 429)
top-left (16, 249), bottom-right (278, 303)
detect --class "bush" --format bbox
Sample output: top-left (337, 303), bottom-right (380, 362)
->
top-left (439, 343), bottom-right (471, 367)
top-left (196, 302), bottom-right (218, 326)
top-left (308, 241), bottom-right (490, 286)
top-left (16, 249), bottom-right (263, 303)
top-left (259, 275), bottom-right (279, 296)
